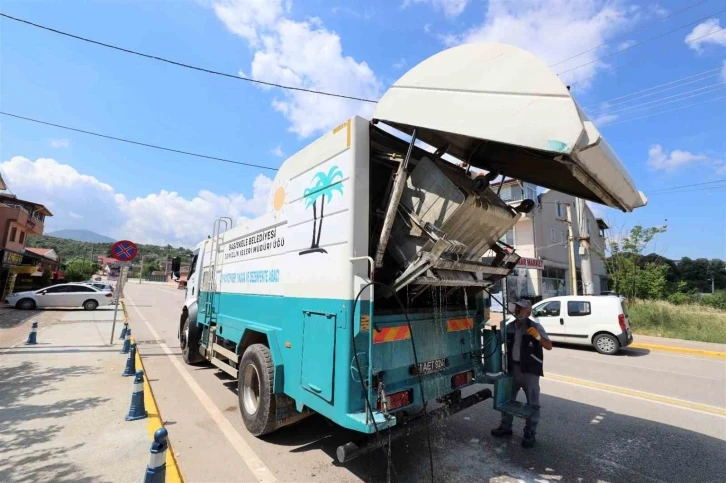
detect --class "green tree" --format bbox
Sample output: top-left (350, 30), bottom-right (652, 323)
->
top-left (601, 225), bottom-right (668, 300)
top-left (40, 266), bottom-right (52, 287)
top-left (63, 258), bottom-right (96, 282)
top-left (143, 260), bottom-right (161, 277)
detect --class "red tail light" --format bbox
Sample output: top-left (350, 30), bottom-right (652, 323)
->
top-left (451, 371), bottom-right (474, 389)
top-left (105, 293), bottom-right (113, 298)
top-left (618, 314), bottom-right (626, 331)
top-left (377, 389), bottom-right (413, 411)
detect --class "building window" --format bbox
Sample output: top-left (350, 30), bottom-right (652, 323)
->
top-left (501, 228), bottom-right (515, 246)
top-left (550, 228), bottom-right (556, 242)
top-left (9, 227), bottom-right (17, 243)
top-left (599, 228), bottom-right (606, 238)
top-left (561, 231), bottom-right (566, 243)
top-left (556, 203), bottom-right (564, 219)
top-left (19, 231), bottom-right (25, 245)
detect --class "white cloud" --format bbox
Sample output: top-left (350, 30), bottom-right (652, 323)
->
top-left (445, 0), bottom-right (635, 87)
top-left (403, 0), bottom-right (470, 18)
top-left (685, 19), bottom-right (726, 53)
top-left (647, 144), bottom-right (710, 171)
top-left (49, 139), bottom-right (70, 148)
top-left (591, 112), bottom-right (619, 126)
top-left (1, 156), bottom-right (273, 247)
top-left (270, 145), bottom-right (285, 157)
top-left (392, 58), bottom-right (407, 69)
top-left (212, 0), bottom-right (383, 138)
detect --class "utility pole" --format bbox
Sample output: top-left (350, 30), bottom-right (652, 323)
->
top-left (575, 197), bottom-right (594, 295)
top-left (565, 204), bottom-right (578, 296)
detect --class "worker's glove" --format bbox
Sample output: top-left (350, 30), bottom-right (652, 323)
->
top-left (526, 327), bottom-right (542, 341)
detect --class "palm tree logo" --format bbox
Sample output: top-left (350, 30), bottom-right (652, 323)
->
top-left (299, 165), bottom-right (344, 255)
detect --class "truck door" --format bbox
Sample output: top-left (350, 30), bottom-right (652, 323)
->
top-left (300, 311), bottom-right (336, 403)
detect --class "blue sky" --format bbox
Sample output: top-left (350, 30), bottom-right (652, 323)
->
top-left (0, 0), bottom-right (724, 258)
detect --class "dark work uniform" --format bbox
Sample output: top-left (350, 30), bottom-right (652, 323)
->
top-left (500, 318), bottom-right (549, 433)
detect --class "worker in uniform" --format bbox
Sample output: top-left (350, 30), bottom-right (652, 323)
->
top-left (491, 299), bottom-right (553, 448)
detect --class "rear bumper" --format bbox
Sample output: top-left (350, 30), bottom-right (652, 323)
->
top-left (336, 387), bottom-right (492, 463)
top-left (618, 330), bottom-right (633, 348)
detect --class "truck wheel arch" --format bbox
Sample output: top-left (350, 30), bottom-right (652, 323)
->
top-left (238, 328), bottom-right (284, 393)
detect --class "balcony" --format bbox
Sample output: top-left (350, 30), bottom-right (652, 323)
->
top-left (0, 204), bottom-right (46, 235)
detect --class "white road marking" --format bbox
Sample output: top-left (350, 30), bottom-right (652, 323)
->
top-left (545, 374), bottom-right (726, 417)
top-left (125, 292), bottom-right (277, 483)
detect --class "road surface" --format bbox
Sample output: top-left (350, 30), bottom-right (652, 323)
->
top-left (124, 282), bottom-right (726, 483)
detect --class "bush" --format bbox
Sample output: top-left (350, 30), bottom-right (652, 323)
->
top-left (667, 292), bottom-right (694, 305)
top-left (628, 299), bottom-right (726, 343)
top-left (700, 291), bottom-right (726, 311)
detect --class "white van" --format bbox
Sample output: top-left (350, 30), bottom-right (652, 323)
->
top-left (531, 295), bottom-right (633, 354)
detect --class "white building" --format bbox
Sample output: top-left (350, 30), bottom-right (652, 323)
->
top-left (491, 179), bottom-right (610, 304)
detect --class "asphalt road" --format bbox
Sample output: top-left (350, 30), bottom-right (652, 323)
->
top-left (123, 282), bottom-right (726, 483)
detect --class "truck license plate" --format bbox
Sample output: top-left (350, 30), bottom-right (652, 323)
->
top-left (414, 358), bottom-right (447, 376)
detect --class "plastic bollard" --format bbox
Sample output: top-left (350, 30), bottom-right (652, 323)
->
top-left (25, 321), bottom-right (38, 345)
top-left (125, 370), bottom-right (147, 421)
top-left (119, 322), bottom-right (129, 340)
top-left (122, 343), bottom-right (137, 377)
top-left (143, 428), bottom-right (168, 483)
top-left (120, 328), bottom-right (132, 354)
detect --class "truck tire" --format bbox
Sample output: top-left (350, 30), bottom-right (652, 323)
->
top-left (239, 343), bottom-right (277, 436)
top-left (181, 316), bottom-right (204, 365)
top-left (593, 333), bottom-right (620, 355)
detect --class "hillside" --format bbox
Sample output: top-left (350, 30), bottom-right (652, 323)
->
top-left (46, 229), bottom-right (116, 243)
top-left (27, 234), bottom-right (194, 264)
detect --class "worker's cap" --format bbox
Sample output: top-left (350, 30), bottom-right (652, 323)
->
top-left (513, 299), bottom-right (532, 310)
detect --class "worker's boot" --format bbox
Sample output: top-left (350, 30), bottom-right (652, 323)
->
top-left (491, 425), bottom-right (513, 437)
top-left (522, 428), bottom-right (536, 448)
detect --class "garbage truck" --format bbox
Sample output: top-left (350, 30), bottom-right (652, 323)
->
top-left (177, 43), bottom-right (647, 462)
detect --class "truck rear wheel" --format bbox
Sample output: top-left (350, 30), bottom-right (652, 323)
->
top-left (181, 317), bottom-right (204, 364)
top-left (239, 343), bottom-right (277, 436)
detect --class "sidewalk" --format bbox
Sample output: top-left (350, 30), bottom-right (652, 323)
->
top-left (0, 312), bottom-right (150, 482)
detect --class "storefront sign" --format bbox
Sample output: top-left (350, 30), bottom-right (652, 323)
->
top-left (516, 257), bottom-right (544, 270)
top-left (3, 251), bottom-right (23, 266)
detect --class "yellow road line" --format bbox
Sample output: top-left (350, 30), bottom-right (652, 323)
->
top-left (134, 339), bottom-right (185, 483)
top-left (546, 373), bottom-right (726, 417)
top-left (630, 342), bottom-right (726, 359)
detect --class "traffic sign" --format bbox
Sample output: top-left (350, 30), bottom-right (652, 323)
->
top-left (112, 240), bottom-right (138, 262)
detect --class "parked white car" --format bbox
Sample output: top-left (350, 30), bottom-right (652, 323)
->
top-left (6, 283), bottom-right (115, 311)
top-left (530, 295), bottom-right (633, 355)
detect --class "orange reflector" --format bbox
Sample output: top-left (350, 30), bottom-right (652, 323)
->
top-left (373, 326), bottom-right (412, 344)
top-left (378, 389), bottom-right (413, 411)
top-left (447, 317), bottom-right (474, 332)
top-left (451, 371), bottom-right (473, 389)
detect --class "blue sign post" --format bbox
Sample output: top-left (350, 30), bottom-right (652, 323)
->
top-left (110, 240), bottom-right (137, 344)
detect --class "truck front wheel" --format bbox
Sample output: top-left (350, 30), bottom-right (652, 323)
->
top-left (239, 343), bottom-right (277, 436)
top-left (181, 317), bottom-right (204, 364)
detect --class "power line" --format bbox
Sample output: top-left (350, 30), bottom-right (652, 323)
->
top-left (647, 179), bottom-right (726, 194)
top-left (594, 83), bottom-right (726, 116)
top-left (604, 93), bottom-right (726, 126)
top-left (557, 7), bottom-right (726, 75)
top-left (648, 185), bottom-right (726, 195)
top-left (569, 25), bottom-right (726, 86)
top-left (0, 12), bottom-right (378, 104)
top-left (584, 66), bottom-right (723, 110)
top-left (0, 111), bottom-right (279, 171)
top-left (549, 0), bottom-right (710, 68)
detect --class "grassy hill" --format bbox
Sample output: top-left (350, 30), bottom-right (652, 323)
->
top-left (46, 229), bottom-right (115, 243)
top-left (27, 234), bottom-right (194, 265)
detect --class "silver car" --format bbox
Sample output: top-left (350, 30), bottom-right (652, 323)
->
top-left (6, 283), bottom-right (115, 310)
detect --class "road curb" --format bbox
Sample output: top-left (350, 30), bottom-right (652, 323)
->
top-left (630, 342), bottom-right (726, 359)
top-left (133, 338), bottom-right (185, 483)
